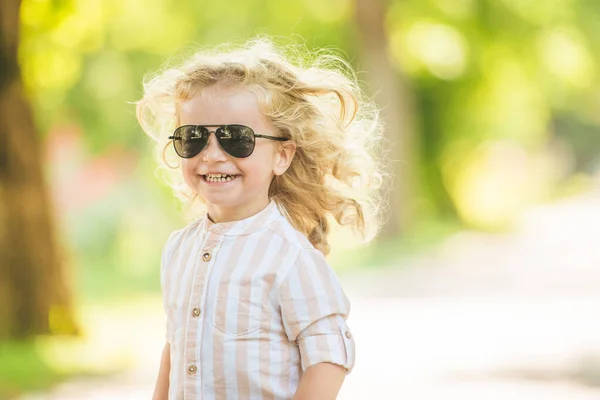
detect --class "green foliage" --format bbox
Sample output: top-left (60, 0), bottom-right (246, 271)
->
top-left (17, 0), bottom-right (600, 298)
top-left (387, 0), bottom-right (600, 228)
top-left (0, 341), bottom-right (63, 399)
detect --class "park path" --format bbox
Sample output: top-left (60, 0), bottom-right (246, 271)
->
top-left (18, 189), bottom-right (600, 400)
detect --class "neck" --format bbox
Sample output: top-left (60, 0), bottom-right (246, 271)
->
top-left (206, 198), bottom-right (270, 224)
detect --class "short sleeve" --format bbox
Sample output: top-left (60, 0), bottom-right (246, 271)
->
top-left (277, 248), bottom-right (356, 374)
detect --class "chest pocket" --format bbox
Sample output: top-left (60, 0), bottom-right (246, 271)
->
top-left (212, 297), bottom-right (265, 336)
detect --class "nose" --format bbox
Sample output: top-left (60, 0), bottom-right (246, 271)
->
top-left (200, 131), bottom-right (227, 162)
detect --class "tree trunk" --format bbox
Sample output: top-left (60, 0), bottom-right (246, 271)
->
top-left (0, 0), bottom-right (77, 339)
top-left (353, 0), bottom-right (419, 238)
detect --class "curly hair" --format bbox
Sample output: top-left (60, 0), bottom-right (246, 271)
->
top-left (136, 37), bottom-right (387, 255)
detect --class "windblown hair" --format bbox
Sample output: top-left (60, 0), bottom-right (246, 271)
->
top-left (136, 37), bottom-right (387, 255)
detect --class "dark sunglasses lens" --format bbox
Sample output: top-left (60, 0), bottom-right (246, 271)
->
top-left (218, 125), bottom-right (255, 158)
top-left (173, 126), bottom-right (207, 158)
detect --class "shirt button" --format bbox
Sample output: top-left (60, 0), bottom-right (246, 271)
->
top-left (202, 252), bottom-right (212, 262)
top-left (188, 365), bottom-right (197, 374)
top-left (192, 307), bottom-right (201, 317)
top-left (345, 331), bottom-right (352, 339)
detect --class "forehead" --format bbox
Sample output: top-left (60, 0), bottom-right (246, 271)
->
top-left (178, 84), bottom-right (269, 129)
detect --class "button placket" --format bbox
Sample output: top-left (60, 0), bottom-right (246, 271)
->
top-left (186, 246), bottom-right (215, 384)
top-left (185, 242), bottom-right (220, 390)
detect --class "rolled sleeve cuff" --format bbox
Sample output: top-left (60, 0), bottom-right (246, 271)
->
top-left (298, 326), bottom-right (356, 374)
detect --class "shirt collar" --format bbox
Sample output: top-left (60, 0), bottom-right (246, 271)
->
top-left (203, 199), bottom-right (282, 236)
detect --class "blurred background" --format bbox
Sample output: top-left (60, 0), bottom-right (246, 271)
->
top-left (1, 0), bottom-right (600, 399)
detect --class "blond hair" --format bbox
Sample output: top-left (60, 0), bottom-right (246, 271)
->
top-left (136, 37), bottom-right (387, 255)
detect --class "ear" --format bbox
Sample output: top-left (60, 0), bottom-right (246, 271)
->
top-left (273, 140), bottom-right (297, 176)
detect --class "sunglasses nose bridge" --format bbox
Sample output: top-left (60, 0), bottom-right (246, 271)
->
top-left (201, 130), bottom-right (228, 161)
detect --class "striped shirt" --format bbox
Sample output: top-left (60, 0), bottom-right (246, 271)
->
top-left (161, 199), bottom-right (355, 400)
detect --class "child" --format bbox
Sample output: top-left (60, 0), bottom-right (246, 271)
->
top-left (136, 37), bottom-right (385, 400)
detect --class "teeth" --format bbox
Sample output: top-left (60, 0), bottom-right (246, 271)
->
top-left (205, 174), bottom-right (235, 183)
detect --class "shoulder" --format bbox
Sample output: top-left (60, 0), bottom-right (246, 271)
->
top-left (162, 217), bottom-right (204, 257)
top-left (266, 217), bottom-right (335, 280)
top-left (266, 215), bottom-right (315, 252)
top-left (265, 216), bottom-right (333, 285)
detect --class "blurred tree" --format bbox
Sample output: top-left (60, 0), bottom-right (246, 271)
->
top-left (354, 0), bottom-right (419, 237)
top-left (0, 0), bottom-right (77, 339)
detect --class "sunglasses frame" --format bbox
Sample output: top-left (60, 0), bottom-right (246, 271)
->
top-left (168, 124), bottom-right (289, 159)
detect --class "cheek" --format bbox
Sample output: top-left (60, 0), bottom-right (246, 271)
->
top-left (181, 160), bottom-right (196, 178)
top-left (237, 155), bottom-right (274, 179)
top-left (249, 169), bottom-right (275, 189)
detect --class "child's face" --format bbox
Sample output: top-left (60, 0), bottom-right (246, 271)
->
top-left (177, 84), bottom-right (295, 221)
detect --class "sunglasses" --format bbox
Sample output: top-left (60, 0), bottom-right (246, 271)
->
top-left (168, 124), bottom-right (289, 159)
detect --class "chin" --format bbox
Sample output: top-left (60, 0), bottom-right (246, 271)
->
top-left (201, 194), bottom-right (239, 207)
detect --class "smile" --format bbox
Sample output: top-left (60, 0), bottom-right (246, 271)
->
top-left (202, 174), bottom-right (240, 183)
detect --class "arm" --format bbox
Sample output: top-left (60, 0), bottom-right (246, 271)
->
top-left (293, 363), bottom-right (346, 400)
top-left (152, 341), bottom-right (170, 400)
top-left (279, 249), bottom-right (356, 399)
